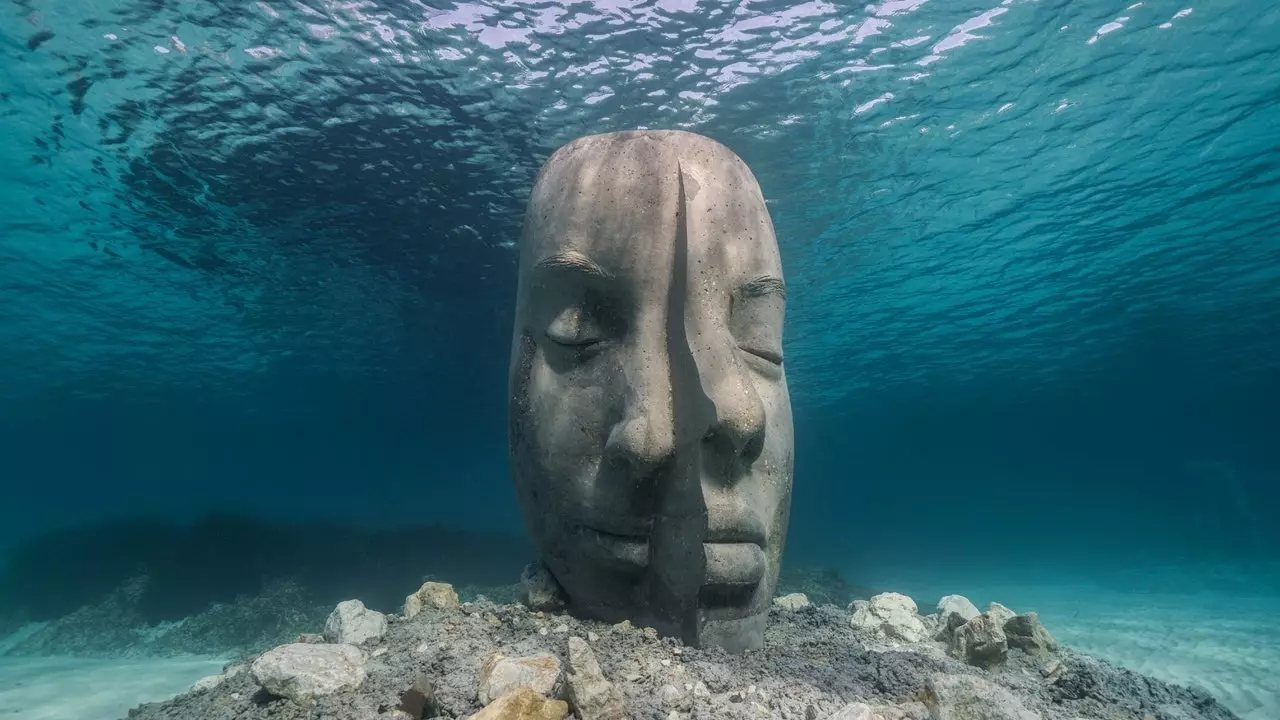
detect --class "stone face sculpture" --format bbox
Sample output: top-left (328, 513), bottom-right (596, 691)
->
top-left (507, 129), bottom-right (793, 652)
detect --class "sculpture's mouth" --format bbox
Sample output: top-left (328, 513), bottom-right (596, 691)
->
top-left (573, 524), bottom-right (650, 571)
top-left (574, 509), bottom-right (768, 592)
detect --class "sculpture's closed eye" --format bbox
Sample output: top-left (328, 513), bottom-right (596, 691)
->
top-left (544, 306), bottom-right (604, 349)
top-left (739, 345), bottom-right (782, 366)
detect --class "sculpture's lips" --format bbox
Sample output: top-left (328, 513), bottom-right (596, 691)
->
top-left (703, 542), bottom-right (766, 588)
top-left (573, 524), bottom-right (650, 570)
top-left (706, 509), bottom-right (767, 546)
top-left (574, 508), bottom-right (768, 582)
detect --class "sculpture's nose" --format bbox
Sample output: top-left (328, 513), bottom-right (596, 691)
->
top-left (700, 355), bottom-right (767, 465)
top-left (604, 375), bottom-right (677, 480)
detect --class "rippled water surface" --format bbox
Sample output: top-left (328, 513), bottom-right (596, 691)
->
top-left (5, 0), bottom-right (1276, 414)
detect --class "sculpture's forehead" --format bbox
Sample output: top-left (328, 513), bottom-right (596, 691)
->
top-left (520, 131), bottom-right (781, 283)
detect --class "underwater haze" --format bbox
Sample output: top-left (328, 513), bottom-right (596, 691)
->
top-left (1, 0), bottom-right (1278, 718)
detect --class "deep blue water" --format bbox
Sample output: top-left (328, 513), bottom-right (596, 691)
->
top-left (1, 0), bottom-right (1277, 659)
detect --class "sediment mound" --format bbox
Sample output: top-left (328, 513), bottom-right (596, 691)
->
top-left (124, 579), bottom-right (1239, 720)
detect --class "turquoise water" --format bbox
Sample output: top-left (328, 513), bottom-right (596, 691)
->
top-left (2, 0), bottom-right (1278, 717)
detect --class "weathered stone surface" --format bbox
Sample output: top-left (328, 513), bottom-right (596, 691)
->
top-left (404, 581), bottom-right (461, 619)
top-left (190, 674), bottom-right (227, 693)
top-left (936, 595), bottom-right (980, 636)
top-left (827, 701), bottom-right (929, 719)
top-left (394, 672), bottom-right (441, 719)
top-left (951, 613), bottom-right (1008, 668)
top-left (323, 599), bottom-right (387, 646)
top-left (478, 652), bottom-right (564, 705)
top-left (508, 130), bottom-right (794, 653)
top-left (850, 592), bottom-right (929, 643)
top-left (471, 687), bottom-right (569, 720)
top-left (986, 602), bottom-right (1016, 626)
top-left (1004, 612), bottom-right (1058, 656)
top-left (566, 636), bottom-right (626, 720)
top-left (249, 642), bottom-right (366, 708)
top-left (773, 592), bottom-right (812, 612)
top-left (520, 562), bottom-right (567, 612)
top-left (923, 673), bottom-right (1040, 720)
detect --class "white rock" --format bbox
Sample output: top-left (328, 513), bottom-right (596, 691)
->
top-left (986, 601), bottom-right (1016, 625)
top-left (773, 592), bottom-right (812, 611)
top-left (250, 643), bottom-right (366, 708)
top-left (923, 673), bottom-right (1039, 720)
top-left (936, 595), bottom-right (980, 630)
top-left (323, 599), bottom-right (387, 645)
top-left (478, 652), bottom-right (565, 704)
top-left (850, 592), bottom-right (929, 643)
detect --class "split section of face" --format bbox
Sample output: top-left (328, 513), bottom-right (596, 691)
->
top-left (508, 130), bottom-right (793, 651)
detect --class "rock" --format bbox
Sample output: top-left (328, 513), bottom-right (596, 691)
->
top-left (1003, 612), bottom-right (1058, 655)
top-left (935, 595), bottom-right (980, 636)
top-left (951, 613), bottom-right (1008, 668)
top-left (659, 684), bottom-right (689, 711)
top-left (826, 701), bottom-right (927, 719)
top-left (295, 633), bottom-right (325, 644)
top-left (323, 599), bottom-right (387, 646)
top-left (405, 581), bottom-right (461, 619)
top-left (850, 592), bottom-right (929, 643)
top-left (773, 592), bottom-right (812, 612)
top-left (478, 652), bottom-right (565, 704)
top-left (471, 686), bottom-right (569, 720)
top-left (829, 702), bottom-right (931, 719)
top-left (923, 673), bottom-right (1040, 720)
top-left (398, 672), bottom-right (441, 719)
top-left (250, 642), bottom-right (366, 708)
top-left (521, 562), bottom-right (567, 612)
top-left (190, 674), bottom-right (227, 693)
top-left (986, 602), bottom-right (1016, 625)
top-left (567, 636), bottom-right (626, 720)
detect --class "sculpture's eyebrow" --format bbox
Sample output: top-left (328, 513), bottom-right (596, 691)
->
top-left (533, 250), bottom-right (613, 280)
top-left (738, 274), bottom-right (786, 301)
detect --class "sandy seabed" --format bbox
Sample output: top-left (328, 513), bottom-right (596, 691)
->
top-left (0, 656), bottom-right (228, 720)
top-left (862, 562), bottom-right (1280, 720)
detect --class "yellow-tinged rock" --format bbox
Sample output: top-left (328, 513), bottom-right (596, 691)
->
top-left (471, 687), bottom-right (569, 720)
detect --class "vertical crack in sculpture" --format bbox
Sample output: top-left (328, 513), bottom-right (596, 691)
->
top-left (643, 164), bottom-right (710, 645)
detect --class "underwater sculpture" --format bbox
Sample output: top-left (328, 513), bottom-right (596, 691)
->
top-left (507, 129), bottom-right (793, 652)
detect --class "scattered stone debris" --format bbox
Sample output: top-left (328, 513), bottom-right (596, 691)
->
top-left (123, 581), bottom-right (1243, 720)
